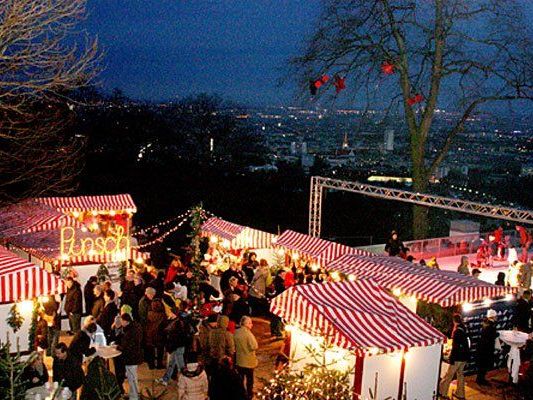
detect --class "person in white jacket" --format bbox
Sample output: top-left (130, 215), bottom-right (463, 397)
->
top-left (178, 352), bottom-right (208, 400)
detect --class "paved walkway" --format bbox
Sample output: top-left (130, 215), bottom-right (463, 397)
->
top-left (46, 319), bottom-right (521, 399)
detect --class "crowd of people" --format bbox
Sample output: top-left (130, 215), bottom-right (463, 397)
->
top-left (21, 224), bottom-right (533, 399)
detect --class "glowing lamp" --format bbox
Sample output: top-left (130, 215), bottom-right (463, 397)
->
top-left (505, 293), bottom-right (515, 302)
top-left (276, 248), bottom-right (285, 257)
top-left (38, 296), bottom-right (49, 304)
top-left (292, 253), bottom-right (300, 261)
top-left (347, 274), bottom-right (356, 282)
top-left (462, 302), bottom-right (474, 312)
top-left (330, 271), bottom-right (340, 281)
top-left (484, 298), bottom-right (492, 307)
top-left (210, 236), bottom-right (219, 244)
top-left (221, 239), bottom-right (230, 249)
top-left (109, 210), bottom-right (116, 217)
top-left (392, 288), bottom-right (402, 297)
top-left (135, 256), bottom-right (144, 264)
top-left (18, 300), bottom-right (34, 316)
top-left (60, 254), bottom-right (70, 262)
top-left (310, 263), bottom-right (319, 272)
top-left (91, 210), bottom-right (98, 217)
top-left (72, 211), bottom-right (80, 218)
top-left (284, 324), bottom-right (295, 333)
top-left (367, 347), bottom-right (380, 356)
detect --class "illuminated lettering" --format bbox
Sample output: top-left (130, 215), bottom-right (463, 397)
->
top-left (60, 226), bottom-right (130, 261)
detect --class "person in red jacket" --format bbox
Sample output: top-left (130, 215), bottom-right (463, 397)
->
top-left (516, 225), bottom-right (532, 263)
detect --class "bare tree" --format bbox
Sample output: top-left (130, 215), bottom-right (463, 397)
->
top-left (0, 0), bottom-right (100, 205)
top-left (292, 0), bottom-right (532, 238)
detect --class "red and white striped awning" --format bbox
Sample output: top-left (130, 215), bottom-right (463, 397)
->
top-left (0, 246), bottom-right (66, 303)
top-left (274, 230), bottom-right (374, 264)
top-left (201, 218), bottom-right (244, 241)
top-left (36, 194), bottom-right (137, 213)
top-left (327, 255), bottom-right (514, 307)
top-left (270, 280), bottom-right (446, 355)
top-left (201, 217), bottom-right (276, 249)
top-left (0, 200), bottom-right (81, 237)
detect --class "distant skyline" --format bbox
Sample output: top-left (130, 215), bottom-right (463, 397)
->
top-left (84, 0), bottom-right (533, 110)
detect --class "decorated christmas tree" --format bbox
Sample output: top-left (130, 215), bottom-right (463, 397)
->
top-left (257, 336), bottom-right (353, 400)
top-left (0, 341), bottom-right (31, 400)
top-left (186, 204), bottom-right (207, 297)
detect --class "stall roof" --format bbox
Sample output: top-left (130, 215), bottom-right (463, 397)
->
top-left (270, 280), bottom-right (445, 355)
top-left (327, 255), bottom-right (514, 307)
top-left (0, 246), bottom-right (65, 303)
top-left (0, 200), bottom-right (80, 237)
top-left (274, 230), bottom-right (374, 264)
top-left (7, 228), bottom-right (132, 265)
top-left (201, 217), bottom-right (276, 249)
top-left (36, 194), bottom-right (137, 213)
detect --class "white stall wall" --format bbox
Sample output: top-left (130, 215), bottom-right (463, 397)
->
top-left (403, 344), bottom-right (442, 400)
top-left (361, 352), bottom-right (402, 400)
top-left (0, 302), bottom-right (32, 353)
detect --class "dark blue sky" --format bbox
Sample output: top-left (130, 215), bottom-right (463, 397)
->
top-left (85, 0), bottom-right (321, 105)
top-left (84, 1), bottom-right (532, 108)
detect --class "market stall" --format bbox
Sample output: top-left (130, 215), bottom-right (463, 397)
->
top-left (326, 254), bottom-right (517, 373)
top-left (0, 195), bottom-right (149, 327)
top-left (0, 246), bottom-right (66, 353)
top-left (270, 279), bottom-right (446, 400)
top-left (273, 229), bottom-right (374, 268)
top-left (201, 217), bottom-right (276, 251)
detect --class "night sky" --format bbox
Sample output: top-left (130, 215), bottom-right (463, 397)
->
top-left (84, 1), bottom-right (532, 107)
top-left (84, 0), bottom-right (320, 105)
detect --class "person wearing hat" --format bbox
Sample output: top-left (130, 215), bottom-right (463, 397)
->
top-left (471, 268), bottom-right (482, 279)
top-left (476, 309), bottom-right (499, 386)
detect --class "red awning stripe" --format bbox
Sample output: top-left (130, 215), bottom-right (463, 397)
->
top-left (0, 246), bottom-right (66, 303)
top-left (36, 194), bottom-right (137, 213)
top-left (0, 200), bottom-right (81, 237)
top-left (201, 218), bottom-right (276, 249)
top-left (326, 255), bottom-right (514, 307)
top-left (270, 280), bottom-right (446, 355)
top-left (274, 230), bottom-right (374, 264)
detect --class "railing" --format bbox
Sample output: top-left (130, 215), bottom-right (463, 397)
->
top-left (357, 230), bottom-right (518, 259)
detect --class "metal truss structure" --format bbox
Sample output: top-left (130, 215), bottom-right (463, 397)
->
top-left (309, 176), bottom-right (533, 237)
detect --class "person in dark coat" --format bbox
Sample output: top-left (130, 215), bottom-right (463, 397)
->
top-left (83, 276), bottom-right (98, 316)
top-left (53, 342), bottom-right (84, 393)
top-left (68, 322), bottom-right (97, 365)
top-left (64, 277), bottom-right (83, 335)
top-left (220, 263), bottom-right (246, 293)
top-left (384, 231), bottom-right (409, 257)
top-left (138, 287), bottom-right (156, 325)
top-left (91, 285), bottom-right (105, 319)
top-left (23, 352), bottom-right (49, 389)
top-left (97, 289), bottom-right (119, 340)
top-left (42, 295), bottom-right (60, 356)
top-left (515, 290), bottom-right (532, 333)
top-left (439, 314), bottom-right (469, 399)
top-left (199, 277), bottom-right (220, 303)
top-left (117, 313), bottom-right (143, 400)
top-left (149, 270), bottom-right (166, 298)
top-left (495, 272), bottom-right (506, 286)
top-left (476, 310), bottom-right (499, 386)
top-left (120, 270), bottom-right (143, 319)
top-left (209, 356), bottom-right (247, 400)
top-left (242, 252), bottom-right (258, 284)
top-left (144, 299), bottom-right (166, 369)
